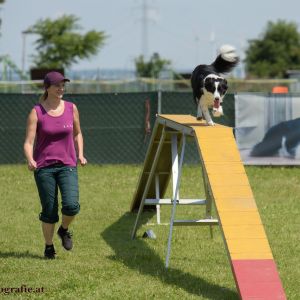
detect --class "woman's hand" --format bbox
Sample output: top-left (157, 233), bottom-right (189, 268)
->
top-left (28, 159), bottom-right (37, 171)
top-left (78, 156), bottom-right (87, 166)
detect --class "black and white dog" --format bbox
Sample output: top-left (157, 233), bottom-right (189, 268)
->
top-left (191, 45), bottom-right (239, 125)
top-left (251, 118), bottom-right (300, 159)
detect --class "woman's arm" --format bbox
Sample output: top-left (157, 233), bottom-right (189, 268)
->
top-left (73, 104), bottom-right (87, 166)
top-left (23, 109), bottom-right (38, 171)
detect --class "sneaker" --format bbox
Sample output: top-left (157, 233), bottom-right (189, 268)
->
top-left (44, 244), bottom-right (56, 259)
top-left (57, 226), bottom-right (73, 250)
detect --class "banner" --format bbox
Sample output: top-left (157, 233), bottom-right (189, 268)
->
top-left (235, 93), bottom-right (300, 165)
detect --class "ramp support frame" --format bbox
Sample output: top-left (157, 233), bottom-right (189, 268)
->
top-left (131, 128), bottom-right (218, 268)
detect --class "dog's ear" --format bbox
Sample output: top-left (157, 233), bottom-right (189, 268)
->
top-left (220, 79), bottom-right (228, 90)
top-left (204, 77), bottom-right (215, 90)
top-left (199, 74), bottom-right (205, 86)
top-left (204, 77), bottom-right (213, 85)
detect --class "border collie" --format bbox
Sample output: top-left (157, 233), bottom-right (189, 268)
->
top-left (191, 45), bottom-right (239, 125)
top-left (250, 118), bottom-right (300, 159)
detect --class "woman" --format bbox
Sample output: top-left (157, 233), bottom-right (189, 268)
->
top-left (24, 71), bottom-right (87, 259)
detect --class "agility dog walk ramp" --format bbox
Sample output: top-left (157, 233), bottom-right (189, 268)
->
top-left (131, 114), bottom-right (286, 300)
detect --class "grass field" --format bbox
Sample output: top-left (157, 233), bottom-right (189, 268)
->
top-left (0, 164), bottom-right (299, 299)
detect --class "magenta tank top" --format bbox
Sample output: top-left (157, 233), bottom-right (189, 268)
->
top-left (33, 101), bottom-right (77, 168)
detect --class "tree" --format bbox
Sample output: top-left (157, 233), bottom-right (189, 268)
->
top-left (135, 52), bottom-right (171, 78)
top-left (245, 20), bottom-right (300, 78)
top-left (27, 14), bottom-right (106, 69)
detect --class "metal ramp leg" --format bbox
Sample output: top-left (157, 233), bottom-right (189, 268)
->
top-left (165, 133), bottom-right (186, 268)
top-left (155, 174), bottom-right (161, 224)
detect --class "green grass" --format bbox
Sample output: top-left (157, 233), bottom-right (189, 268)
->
top-left (0, 165), bottom-right (299, 299)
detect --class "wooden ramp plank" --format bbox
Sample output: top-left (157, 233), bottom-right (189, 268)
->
top-left (205, 162), bottom-right (246, 175)
top-left (212, 185), bottom-right (254, 199)
top-left (218, 211), bottom-right (262, 225)
top-left (222, 225), bottom-right (268, 239)
top-left (209, 173), bottom-right (250, 187)
top-left (191, 122), bottom-right (286, 299)
top-left (131, 124), bottom-right (179, 211)
top-left (214, 197), bottom-right (258, 212)
top-left (232, 260), bottom-right (286, 299)
top-left (159, 114), bottom-right (208, 125)
top-left (227, 238), bottom-right (272, 257)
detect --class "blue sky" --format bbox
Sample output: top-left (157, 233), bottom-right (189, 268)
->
top-left (0, 0), bottom-right (299, 72)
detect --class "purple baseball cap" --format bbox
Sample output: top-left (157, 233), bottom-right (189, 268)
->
top-left (44, 71), bottom-right (70, 87)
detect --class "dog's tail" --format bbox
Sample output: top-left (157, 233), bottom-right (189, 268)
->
top-left (250, 128), bottom-right (282, 157)
top-left (250, 141), bottom-right (279, 157)
top-left (211, 45), bottom-right (239, 74)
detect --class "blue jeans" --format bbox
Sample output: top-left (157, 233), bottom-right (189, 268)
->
top-left (34, 164), bottom-right (80, 223)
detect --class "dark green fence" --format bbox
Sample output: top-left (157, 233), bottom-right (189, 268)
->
top-left (0, 92), bottom-right (235, 164)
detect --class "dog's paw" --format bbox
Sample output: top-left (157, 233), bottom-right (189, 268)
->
top-left (207, 121), bottom-right (215, 126)
top-left (196, 116), bottom-right (203, 121)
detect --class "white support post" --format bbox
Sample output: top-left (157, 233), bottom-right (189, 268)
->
top-left (165, 133), bottom-right (186, 268)
top-left (155, 174), bottom-right (161, 224)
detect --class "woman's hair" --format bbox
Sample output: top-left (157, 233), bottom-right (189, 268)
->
top-left (39, 91), bottom-right (48, 102)
top-left (39, 83), bottom-right (50, 102)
